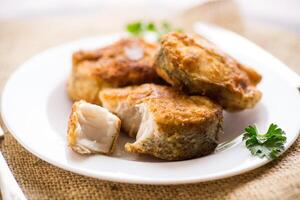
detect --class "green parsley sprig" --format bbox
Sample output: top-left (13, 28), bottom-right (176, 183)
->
top-left (243, 124), bottom-right (287, 159)
top-left (126, 21), bottom-right (182, 41)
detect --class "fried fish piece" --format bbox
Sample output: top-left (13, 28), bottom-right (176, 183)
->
top-left (67, 38), bottom-right (159, 104)
top-left (67, 100), bottom-right (121, 155)
top-left (154, 32), bottom-right (262, 111)
top-left (99, 84), bottom-right (223, 160)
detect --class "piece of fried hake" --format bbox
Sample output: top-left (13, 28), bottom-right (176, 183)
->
top-left (99, 84), bottom-right (223, 160)
top-left (68, 100), bottom-right (121, 155)
top-left (154, 32), bottom-right (262, 111)
top-left (67, 38), bottom-right (159, 104)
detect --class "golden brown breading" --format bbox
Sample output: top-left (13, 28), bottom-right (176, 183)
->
top-left (154, 32), bottom-right (262, 111)
top-left (67, 100), bottom-right (121, 155)
top-left (67, 38), bottom-right (160, 104)
top-left (99, 84), bottom-right (223, 160)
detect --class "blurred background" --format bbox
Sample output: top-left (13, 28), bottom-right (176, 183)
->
top-left (1, 0), bottom-right (299, 32)
top-left (0, 0), bottom-right (300, 90)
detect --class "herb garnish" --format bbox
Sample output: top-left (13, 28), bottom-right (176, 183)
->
top-left (126, 21), bottom-right (182, 41)
top-left (243, 124), bottom-right (287, 159)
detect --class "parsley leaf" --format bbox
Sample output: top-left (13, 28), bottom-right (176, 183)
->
top-left (242, 124), bottom-right (287, 159)
top-left (126, 22), bottom-right (143, 36)
top-left (126, 21), bottom-right (182, 41)
top-left (146, 22), bottom-right (157, 32)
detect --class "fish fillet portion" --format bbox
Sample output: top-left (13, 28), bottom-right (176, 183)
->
top-left (154, 32), bottom-right (262, 111)
top-left (67, 38), bottom-right (160, 104)
top-left (100, 84), bottom-right (223, 160)
top-left (67, 100), bottom-right (121, 155)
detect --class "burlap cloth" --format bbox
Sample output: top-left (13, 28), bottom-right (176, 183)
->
top-left (1, 2), bottom-right (300, 199)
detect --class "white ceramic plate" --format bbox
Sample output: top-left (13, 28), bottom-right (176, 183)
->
top-left (1, 24), bottom-right (300, 185)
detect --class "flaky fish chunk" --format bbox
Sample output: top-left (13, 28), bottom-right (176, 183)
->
top-left (99, 84), bottom-right (223, 160)
top-left (68, 100), bottom-right (121, 155)
top-left (67, 38), bottom-right (159, 104)
top-left (154, 32), bottom-right (262, 111)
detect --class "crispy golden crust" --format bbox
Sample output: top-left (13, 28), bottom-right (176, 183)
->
top-left (100, 84), bottom-right (222, 128)
top-left (125, 126), bottom-right (219, 161)
top-left (100, 84), bottom-right (223, 160)
top-left (154, 32), bottom-right (262, 111)
top-left (67, 38), bottom-right (160, 104)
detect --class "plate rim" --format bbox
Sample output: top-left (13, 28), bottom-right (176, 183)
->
top-left (1, 26), bottom-right (300, 185)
